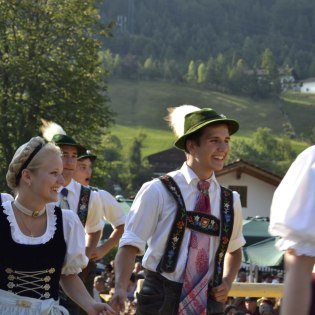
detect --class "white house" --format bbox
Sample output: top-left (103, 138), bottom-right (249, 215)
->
top-left (216, 159), bottom-right (282, 219)
top-left (300, 78), bottom-right (315, 93)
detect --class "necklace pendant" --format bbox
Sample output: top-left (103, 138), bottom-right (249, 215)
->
top-left (32, 211), bottom-right (39, 217)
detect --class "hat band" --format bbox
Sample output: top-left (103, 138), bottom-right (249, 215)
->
top-left (15, 143), bottom-right (44, 185)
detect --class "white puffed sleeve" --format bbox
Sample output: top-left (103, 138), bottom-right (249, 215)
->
top-left (269, 145), bottom-right (315, 256)
top-left (61, 209), bottom-right (89, 275)
top-left (1, 193), bottom-right (14, 203)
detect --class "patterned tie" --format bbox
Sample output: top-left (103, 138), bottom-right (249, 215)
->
top-left (60, 188), bottom-right (70, 209)
top-left (178, 180), bottom-right (211, 315)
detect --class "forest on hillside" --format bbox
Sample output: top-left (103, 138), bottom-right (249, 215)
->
top-left (100, 0), bottom-right (315, 84)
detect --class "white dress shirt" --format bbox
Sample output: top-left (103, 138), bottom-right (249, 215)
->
top-left (97, 189), bottom-right (125, 228)
top-left (55, 179), bottom-right (104, 234)
top-left (2, 201), bottom-right (88, 275)
top-left (119, 163), bottom-right (245, 283)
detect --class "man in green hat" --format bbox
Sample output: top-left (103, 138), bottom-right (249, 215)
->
top-left (74, 149), bottom-right (125, 262)
top-left (111, 105), bottom-right (245, 315)
top-left (41, 120), bottom-right (104, 314)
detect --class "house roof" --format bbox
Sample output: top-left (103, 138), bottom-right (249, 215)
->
top-left (147, 147), bottom-right (186, 174)
top-left (300, 77), bottom-right (315, 83)
top-left (147, 149), bottom-right (282, 186)
top-left (215, 159), bottom-right (282, 186)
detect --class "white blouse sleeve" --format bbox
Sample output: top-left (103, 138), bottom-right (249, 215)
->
top-left (1, 193), bottom-right (14, 203)
top-left (269, 145), bottom-right (315, 255)
top-left (61, 209), bottom-right (89, 275)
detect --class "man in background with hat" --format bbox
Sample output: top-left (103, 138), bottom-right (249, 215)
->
top-left (74, 149), bottom-right (125, 262)
top-left (244, 297), bottom-right (260, 315)
top-left (111, 105), bottom-right (245, 315)
top-left (41, 120), bottom-right (104, 315)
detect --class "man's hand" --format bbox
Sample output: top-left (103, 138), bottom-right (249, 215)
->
top-left (211, 278), bottom-right (231, 303)
top-left (110, 288), bottom-right (127, 313)
top-left (90, 246), bottom-right (104, 261)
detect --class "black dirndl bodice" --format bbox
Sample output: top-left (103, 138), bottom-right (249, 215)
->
top-left (0, 205), bottom-right (67, 300)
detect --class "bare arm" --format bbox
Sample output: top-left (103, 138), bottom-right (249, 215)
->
top-left (60, 274), bottom-right (116, 315)
top-left (86, 230), bottom-right (102, 259)
top-left (212, 248), bottom-right (242, 303)
top-left (110, 245), bottom-right (139, 313)
top-left (91, 225), bottom-right (124, 261)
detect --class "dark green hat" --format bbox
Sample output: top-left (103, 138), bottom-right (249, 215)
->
top-left (174, 108), bottom-right (239, 150)
top-left (78, 149), bottom-right (97, 162)
top-left (51, 134), bottom-right (86, 156)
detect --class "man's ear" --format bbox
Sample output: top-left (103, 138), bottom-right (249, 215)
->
top-left (185, 139), bottom-right (195, 155)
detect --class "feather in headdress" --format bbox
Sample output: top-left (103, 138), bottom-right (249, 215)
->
top-left (165, 105), bottom-right (200, 138)
top-left (40, 119), bottom-right (66, 142)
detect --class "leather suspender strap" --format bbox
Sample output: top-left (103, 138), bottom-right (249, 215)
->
top-left (187, 212), bottom-right (220, 236)
top-left (210, 186), bottom-right (234, 289)
top-left (157, 175), bottom-right (187, 273)
top-left (77, 185), bottom-right (92, 227)
top-left (158, 175), bottom-right (234, 287)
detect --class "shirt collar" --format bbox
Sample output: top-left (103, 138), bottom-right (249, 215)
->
top-left (58, 178), bottom-right (76, 194)
top-left (180, 162), bottom-right (220, 189)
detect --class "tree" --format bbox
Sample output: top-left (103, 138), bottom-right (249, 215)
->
top-left (228, 127), bottom-right (297, 176)
top-left (123, 132), bottom-right (152, 196)
top-left (197, 63), bottom-right (206, 84)
top-left (185, 60), bottom-right (197, 83)
top-left (0, 0), bottom-right (114, 191)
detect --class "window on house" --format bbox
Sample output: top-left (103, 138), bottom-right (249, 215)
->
top-left (229, 185), bottom-right (247, 207)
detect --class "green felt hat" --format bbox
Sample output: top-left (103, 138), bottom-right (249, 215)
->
top-left (174, 108), bottom-right (239, 150)
top-left (77, 149), bottom-right (97, 162)
top-left (51, 134), bottom-right (86, 156)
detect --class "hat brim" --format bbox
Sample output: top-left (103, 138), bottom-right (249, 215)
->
top-left (78, 154), bottom-right (97, 161)
top-left (56, 142), bottom-right (86, 156)
top-left (174, 118), bottom-right (239, 150)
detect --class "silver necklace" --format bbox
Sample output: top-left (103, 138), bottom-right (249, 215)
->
top-left (14, 199), bottom-right (46, 217)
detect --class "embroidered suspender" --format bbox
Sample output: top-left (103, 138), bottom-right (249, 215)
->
top-left (77, 185), bottom-right (92, 227)
top-left (211, 186), bottom-right (234, 288)
top-left (157, 175), bottom-right (234, 289)
top-left (156, 175), bottom-right (187, 273)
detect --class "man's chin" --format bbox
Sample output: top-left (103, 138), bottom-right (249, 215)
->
top-left (62, 171), bottom-right (74, 185)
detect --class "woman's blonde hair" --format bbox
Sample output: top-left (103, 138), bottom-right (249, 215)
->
top-left (6, 136), bottom-right (61, 190)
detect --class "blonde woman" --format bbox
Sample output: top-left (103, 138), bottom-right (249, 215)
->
top-left (0, 136), bottom-right (116, 315)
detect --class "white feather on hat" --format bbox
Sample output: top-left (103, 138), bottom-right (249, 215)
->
top-left (40, 119), bottom-right (66, 142)
top-left (165, 105), bottom-right (200, 138)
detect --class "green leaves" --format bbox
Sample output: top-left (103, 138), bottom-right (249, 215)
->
top-left (0, 0), bottom-right (113, 191)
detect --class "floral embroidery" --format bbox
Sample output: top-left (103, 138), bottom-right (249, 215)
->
top-left (158, 175), bottom-right (234, 294)
top-left (77, 186), bottom-right (91, 226)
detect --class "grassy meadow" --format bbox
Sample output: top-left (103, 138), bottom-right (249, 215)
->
top-left (107, 79), bottom-right (313, 157)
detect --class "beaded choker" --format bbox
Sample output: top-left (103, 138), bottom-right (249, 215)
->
top-left (14, 199), bottom-right (46, 217)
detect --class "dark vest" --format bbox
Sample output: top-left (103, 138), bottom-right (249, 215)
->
top-left (0, 205), bottom-right (66, 300)
top-left (157, 175), bottom-right (234, 289)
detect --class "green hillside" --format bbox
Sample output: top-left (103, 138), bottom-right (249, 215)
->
top-left (107, 79), bottom-right (312, 157)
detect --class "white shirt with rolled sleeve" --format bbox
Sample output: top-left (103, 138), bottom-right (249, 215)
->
top-left (56, 179), bottom-right (104, 234)
top-left (119, 163), bottom-right (245, 283)
top-left (97, 189), bottom-right (125, 228)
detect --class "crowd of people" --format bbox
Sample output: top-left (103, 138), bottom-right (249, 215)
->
top-left (0, 105), bottom-right (314, 315)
